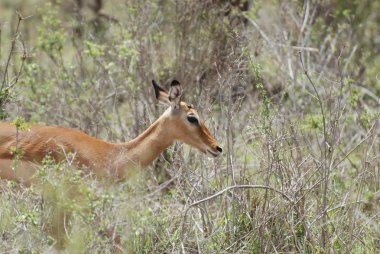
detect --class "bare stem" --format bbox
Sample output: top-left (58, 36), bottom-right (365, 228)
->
top-left (1, 11), bottom-right (23, 92)
top-left (181, 184), bottom-right (292, 239)
top-left (299, 51), bottom-right (329, 250)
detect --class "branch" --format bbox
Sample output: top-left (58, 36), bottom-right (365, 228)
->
top-left (243, 13), bottom-right (318, 52)
top-left (181, 184), bottom-right (292, 238)
top-left (1, 11), bottom-right (26, 92)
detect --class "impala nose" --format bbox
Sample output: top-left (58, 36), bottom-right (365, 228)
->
top-left (216, 146), bottom-right (223, 153)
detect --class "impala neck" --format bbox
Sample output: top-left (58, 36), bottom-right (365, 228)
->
top-left (116, 111), bottom-right (174, 171)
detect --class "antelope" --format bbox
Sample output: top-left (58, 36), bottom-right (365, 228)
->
top-left (0, 80), bottom-right (222, 186)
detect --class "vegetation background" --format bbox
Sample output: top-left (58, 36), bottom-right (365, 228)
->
top-left (0, 0), bottom-right (379, 253)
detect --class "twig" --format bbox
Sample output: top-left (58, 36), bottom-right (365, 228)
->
top-left (242, 13), bottom-right (271, 44)
top-left (0, 26), bottom-right (2, 61)
top-left (181, 184), bottom-right (292, 238)
top-left (243, 13), bottom-right (318, 52)
top-left (354, 84), bottom-right (380, 105)
top-left (1, 11), bottom-right (23, 92)
top-left (349, 211), bottom-right (380, 249)
top-left (300, 0), bottom-right (310, 33)
top-left (299, 51), bottom-right (329, 249)
top-left (333, 131), bottom-right (374, 169)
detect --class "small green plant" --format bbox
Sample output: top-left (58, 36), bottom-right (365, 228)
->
top-left (0, 88), bottom-right (12, 119)
top-left (37, 3), bottom-right (65, 57)
top-left (84, 40), bottom-right (105, 58)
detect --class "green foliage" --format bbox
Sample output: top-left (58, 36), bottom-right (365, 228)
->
top-left (0, 88), bottom-right (12, 119)
top-left (37, 4), bottom-right (65, 54)
top-left (359, 109), bottom-right (377, 130)
top-left (303, 114), bottom-right (324, 131)
top-left (12, 116), bottom-right (30, 131)
top-left (84, 40), bottom-right (105, 58)
top-left (252, 63), bottom-right (273, 135)
top-left (348, 86), bottom-right (360, 107)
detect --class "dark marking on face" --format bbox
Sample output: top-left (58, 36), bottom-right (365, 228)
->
top-left (152, 80), bottom-right (166, 99)
top-left (171, 80), bottom-right (180, 87)
top-left (169, 90), bottom-right (180, 101)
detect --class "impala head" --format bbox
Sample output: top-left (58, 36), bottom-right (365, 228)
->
top-left (152, 79), bottom-right (222, 157)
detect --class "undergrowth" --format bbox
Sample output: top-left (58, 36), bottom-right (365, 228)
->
top-left (0, 0), bottom-right (379, 253)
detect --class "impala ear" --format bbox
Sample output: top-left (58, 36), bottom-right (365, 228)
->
top-left (152, 80), bottom-right (170, 105)
top-left (168, 80), bottom-right (182, 109)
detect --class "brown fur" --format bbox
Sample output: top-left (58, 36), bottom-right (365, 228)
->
top-left (0, 103), bottom-right (221, 185)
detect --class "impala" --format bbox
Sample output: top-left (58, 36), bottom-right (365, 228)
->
top-left (0, 80), bottom-right (222, 186)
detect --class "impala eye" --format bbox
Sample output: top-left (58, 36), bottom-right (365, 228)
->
top-left (187, 116), bottom-right (199, 125)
